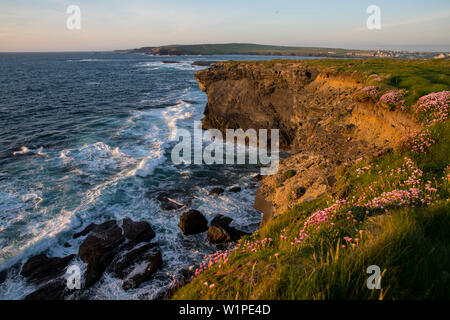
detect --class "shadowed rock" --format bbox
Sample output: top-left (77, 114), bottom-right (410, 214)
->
top-left (207, 215), bottom-right (250, 244)
top-left (21, 254), bottom-right (75, 284)
top-left (251, 174), bottom-right (263, 182)
top-left (122, 218), bottom-right (156, 244)
top-left (209, 187), bottom-right (224, 196)
top-left (76, 219), bottom-right (157, 288)
top-left (79, 222), bottom-right (125, 288)
top-left (24, 279), bottom-right (72, 300)
top-left (109, 243), bottom-right (163, 290)
top-left (178, 210), bottom-right (208, 235)
top-left (192, 61), bottom-right (220, 67)
top-left (228, 186), bottom-right (242, 193)
top-left (157, 192), bottom-right (184, 211)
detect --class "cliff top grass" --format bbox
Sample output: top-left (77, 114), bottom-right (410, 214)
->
top-left (228, 58), bottom-right (450, 106)
top-left (174, 60), bottom-right (450, 300)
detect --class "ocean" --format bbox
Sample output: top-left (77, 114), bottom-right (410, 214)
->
top-left (0, 52), bottom-right (309, 299)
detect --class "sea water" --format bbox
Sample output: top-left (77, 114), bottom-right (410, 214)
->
top-left (0, 52), bottom-right (310, 299)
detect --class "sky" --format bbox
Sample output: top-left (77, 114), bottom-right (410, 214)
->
top-left (1, 0), bottom-right (449, 52)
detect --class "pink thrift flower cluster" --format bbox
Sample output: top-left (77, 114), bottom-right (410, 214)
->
top-left (343, 235), bottom-right (361, 249)
top-left (363, 188), bottom-right (425, 209)
top-left (415, 91), bottom-right (450, 126)
top-left (401, 129), bottom-right (436, 153)
top-left (240, 237), bottom-right (273, 253)
top-left (298, 200), bottom-right (351, 240)
top-left (192, 249), bottom-right (234, 279)
top-left (354, 86), bottom-right (380, 102)
top-left (380, 89), bottom-right (407, 109)
top-left (445, 165), bottom-right (450, 183)
top-left (356, 165), bottom-right (372, 177)
top-left (191, 238), bottom-right (274, 280)
top-left (355, 157), bottom-right (429, 205)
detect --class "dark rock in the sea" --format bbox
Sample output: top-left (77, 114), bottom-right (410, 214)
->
top-left (209, 187), bottom-right (224, 196)
top-left (161, 202), bottom-right (183, 211)
top-left (210, 214), bottom-right (233, 228)
top-left (63, 242), bottom-right (72, 248)
top-left (192, 61), bottom-right (220, 67)
top-left (78, 221), bottom-right (126, 288)
top-left (24, 279), bottom-right (72, 300)
top-left (109, 243), bottom-right (163, 290)
top-left (73, 221), bottom-right (114, 239)
top-left (207, 215), bottom-right (250, 244)
top-left (0, 269), bottom-right (7, 284)
top-left (228, 186), bottom-right (242, 193)
top-left (162, 61), bottom-right (180, 64)
top-left (208, 226), bottom-right (232, 244)
top-left (157, 192), bottom-right (184, 211)
top-left (251, 174), bottom-right (263, 182)
top-left (178, 210), bottom-right (208, 235)
top-left (21, 254), bottom-right (75, 284)
top-left (122, 218), bottom-right (156, 244)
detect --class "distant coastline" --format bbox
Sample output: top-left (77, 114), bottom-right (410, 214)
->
top-left (120, 43), bottom-right (450, 60)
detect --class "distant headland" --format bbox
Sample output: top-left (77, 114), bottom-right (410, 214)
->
top-left (119, 43), bottom-right (449, 59)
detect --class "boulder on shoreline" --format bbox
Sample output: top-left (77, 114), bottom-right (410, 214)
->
top-left (178, 210), bottom-right (208, 235)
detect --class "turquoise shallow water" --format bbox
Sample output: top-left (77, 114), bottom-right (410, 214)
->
top-left (0, 52), bottom-right (309, 299)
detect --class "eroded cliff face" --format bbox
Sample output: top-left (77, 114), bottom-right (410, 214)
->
top-left (196, 62), bottom-right (419, 223)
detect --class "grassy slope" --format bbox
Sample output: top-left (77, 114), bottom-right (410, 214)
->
top-left (174, 59), bottom-right (450, 300)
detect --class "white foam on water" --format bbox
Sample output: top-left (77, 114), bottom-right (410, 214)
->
top-left (12, 146), bottom-right (46, 157)
top-left (135, 60), bottom-right (203, 72)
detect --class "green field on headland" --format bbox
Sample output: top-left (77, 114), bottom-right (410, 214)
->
top-left (128, 43), bottom-right (371, 57)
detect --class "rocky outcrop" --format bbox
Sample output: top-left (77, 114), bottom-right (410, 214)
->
top-left (196, 61), bottom-right (419, 223)
top-left (21, 218), bottom-right (160, 299)
top-left (77, 219), bottom-right (157, 288)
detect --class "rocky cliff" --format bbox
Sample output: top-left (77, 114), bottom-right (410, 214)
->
top-left (195, 61), bottom-right (419, 223)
